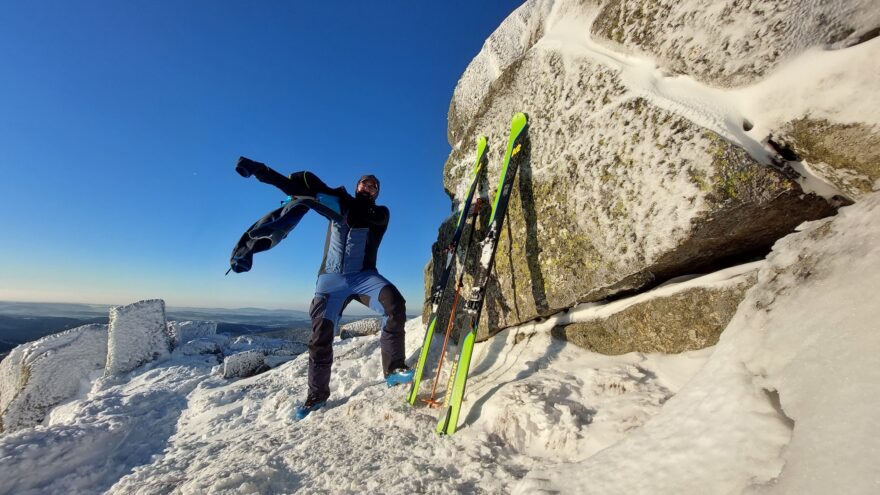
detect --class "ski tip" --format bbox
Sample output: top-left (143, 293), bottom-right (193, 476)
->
top-left (511, 112), bottom-right (528, 131)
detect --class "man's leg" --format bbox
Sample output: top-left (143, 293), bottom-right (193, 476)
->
top-left (377, 285), bottom-right (408, 374)
top-left (351, 271), bottom-right (408, 375)
top-left (307, 274), bottom-right (349, 401)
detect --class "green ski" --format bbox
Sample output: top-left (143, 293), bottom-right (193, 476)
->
top-left (436, 112), bottom-right (529, 435)
top-left (407, 136), bottom-right (488, 406)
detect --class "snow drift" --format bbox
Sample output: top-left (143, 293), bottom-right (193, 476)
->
top-left (513, 192), bottom-right (880, 494)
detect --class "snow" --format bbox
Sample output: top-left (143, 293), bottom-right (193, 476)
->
top-left (0, 324), bottom-right (107, 433)
top-left (515, 191), bottom-right (880, 494)
top-left (105, 299), bottom-right (171, 376)
top-left (0, 184), bottom-right (877, 493)
top-left (537, 8), bottom-right (880, 200)
top-left (0, 317), bottom-right (711, 493)
top-left (0, 356), bottom-right (213, 494)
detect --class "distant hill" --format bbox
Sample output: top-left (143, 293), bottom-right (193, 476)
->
top-left (0, 301), bottom-right (392, 357)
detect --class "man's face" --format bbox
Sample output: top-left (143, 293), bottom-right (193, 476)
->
top-left (356, 178), bottom-right (379, 200)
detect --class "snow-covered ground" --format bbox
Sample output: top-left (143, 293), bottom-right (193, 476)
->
top-left (1, 191), bottom-right (877, 493)
top-left (0, 314), bottom-right (712, 494)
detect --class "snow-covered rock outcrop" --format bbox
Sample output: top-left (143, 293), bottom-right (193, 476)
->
top-left (429, 0), bottom-right (879, 340)
top-left (555, 263), bottom-right (757, 354)
top-left (168, 320), bottom-right (217, 348)
top-left (0, 324), bottom-right (107, 434)
top-left (514, 190), bottom-right (880, 494)
top-left (221, 350), bottom-right (268, 379)
top-left (339, 317), bottom-right (381, 339)
top-left (105, 299), bottom-right (171, 376)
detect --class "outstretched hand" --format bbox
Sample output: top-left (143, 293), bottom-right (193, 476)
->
top-left (235, 157), bottom-right (268, 178)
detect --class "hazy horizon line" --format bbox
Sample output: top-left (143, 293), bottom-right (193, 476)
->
top-left (0, 298), bottom-right (394, 317)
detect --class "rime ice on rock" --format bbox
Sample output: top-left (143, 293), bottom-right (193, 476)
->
top-left (0, 324), bottom-right (108, 433)
top-left (339, 318), bottom-right (382, 339)
top-left (172, 336), bottom-right (229, 357)
top-left (168, 320), bottom-right (218, 347)
top-left (226, 335), bottom-right (307, 357)
top-left (221, 350), bottom-right (268, 379)
top-left (105, 299), bottom-right (171, 376)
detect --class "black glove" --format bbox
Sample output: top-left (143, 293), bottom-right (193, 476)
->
top-left (235, 156), bottom-right (268, 178)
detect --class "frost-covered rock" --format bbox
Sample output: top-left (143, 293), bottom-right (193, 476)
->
top-left (555, 265), bottom-right (757, 354)
top-left (105, 299), bottom-right (171, 376)
top-left (590, 0), bottom-right (880, 87)
top-left (515, 191), bottom-right (880, 494)
top-left (225, 335), bottom-right (307, 357)
top-left (168, 320), bottom-right (217, 347)
top-left (172, 335), bottom-right (229, 358)
top-left (221, 350), bottom-right (267, 379)
top-left (428, 0), bottom-right (877, 338)
top-left (251, 327), bottom-right (312, 345)
top-left (0, 324), bottom-right (107, 434)
top-left (339, 318), bottom-right (381, 339)
top-left (447, 0), bottom-right (555, 144)
top-left (774, 118), bottom-right (880, 199)
top-left (218, 336), bottom-right (307, 378)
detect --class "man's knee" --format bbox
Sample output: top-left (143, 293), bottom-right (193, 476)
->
top-left (378, 285), bottom-right (406, 328)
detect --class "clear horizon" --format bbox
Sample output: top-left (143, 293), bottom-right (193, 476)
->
top-left (0, 1), bottom-right (523, 312)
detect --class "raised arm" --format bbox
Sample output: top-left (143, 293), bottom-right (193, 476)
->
top-left (236, 157), bottom-right (338, 197)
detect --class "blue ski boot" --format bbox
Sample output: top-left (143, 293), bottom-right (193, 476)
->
top-left (294, 395), bottom-right (327, 421)
top-left (385, 367), bottom-right (415, 388)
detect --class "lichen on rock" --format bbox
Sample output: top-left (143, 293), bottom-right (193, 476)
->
top-left (553, 271), bottom-right (757, 354)
top-left (428, 0), bottom-right (844, 340)
top-left (775, 118), bottom-right (880, 199)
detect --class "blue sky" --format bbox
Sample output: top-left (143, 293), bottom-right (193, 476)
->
top-left (0, 1), bottom-right (522, 311)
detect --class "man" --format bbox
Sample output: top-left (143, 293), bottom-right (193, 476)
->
top-left (234, 157), bottom-right (412, 421)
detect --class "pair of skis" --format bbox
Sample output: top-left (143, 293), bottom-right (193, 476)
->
top-left (406, 135), bottom-right (487, 407)
top-left (407, 113), bottom-right (530, 436)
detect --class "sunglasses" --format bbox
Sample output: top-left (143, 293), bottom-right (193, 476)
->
top-left (358, 181), bottom-right (379, 192)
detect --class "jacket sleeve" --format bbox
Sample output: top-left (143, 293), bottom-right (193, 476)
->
top-left (238, 157), bottom-right (336, 199)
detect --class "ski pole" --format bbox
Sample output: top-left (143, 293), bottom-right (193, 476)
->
top-left (424, 198), bottom-right (483, 407)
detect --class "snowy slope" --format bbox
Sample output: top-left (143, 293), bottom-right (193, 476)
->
top-left (514, 192), bottom-right (880, 494)
top-left (0, 195), bottom-right (878, 494)
top-left (0, 318), bottom-right (710, 494)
